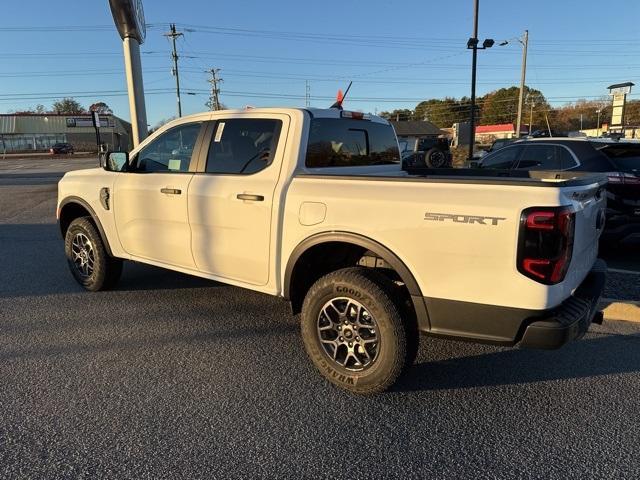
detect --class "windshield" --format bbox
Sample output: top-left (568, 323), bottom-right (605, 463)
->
top-left (596, 143), bottom-right (640, 174)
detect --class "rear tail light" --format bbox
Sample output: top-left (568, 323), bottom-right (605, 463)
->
top-left (517, 206), bottom-right (575, 285)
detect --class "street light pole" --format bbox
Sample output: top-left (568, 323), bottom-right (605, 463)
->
top-left (515, 30), bottom-right (528, 138)
top-left (468, 0), bottom-right (479, 162)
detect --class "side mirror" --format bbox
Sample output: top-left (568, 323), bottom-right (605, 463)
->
top-left (103, 151), bottom-right (129, 172)
top-left (469, 161), bottom-right (480, 168)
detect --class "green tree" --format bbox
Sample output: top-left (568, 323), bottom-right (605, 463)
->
top-left (477, 86), bottom-right (547, 128)
top-left (88, 101), bottom-right (113, 114)
top-left (378, 108), bottom-right (415, 121)
top-left (52, 97), bottom-right (85, 114)
top-left (414, 97), bottom-right (472, 128)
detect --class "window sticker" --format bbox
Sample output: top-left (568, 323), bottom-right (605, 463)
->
top-left (168, 159), bottom-right (181, 171)
top-left (214, 122), bottom-right (226, 142)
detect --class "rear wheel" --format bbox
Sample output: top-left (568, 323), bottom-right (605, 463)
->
top-left (64, 217), bottom-right (122, 291)
top-left (301, 267), bottom-right (416, 394)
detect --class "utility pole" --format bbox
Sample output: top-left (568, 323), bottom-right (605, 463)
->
top-left (207, 68), bottom-right (223, 110)
top-left (164, 24), bottom-right (183, 117)
top-left (515, 30), bottom-right (528, 138)
top-left (596, 108), bottom-right (602, 137)
top-left (580, 113), bottom-right (583, 131)
top-left (305, 80), bottom-right (311, 107)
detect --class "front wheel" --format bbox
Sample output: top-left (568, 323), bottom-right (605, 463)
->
top-left (301, 267), bottom-right (414, 394)
top-left (64, 217), bottom-right (122, 291)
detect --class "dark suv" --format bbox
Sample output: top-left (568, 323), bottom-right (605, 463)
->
top-left (477, 138), bottom-right (640, 245)
top-left (50, 142), bottom-right (74, 154)
top-left (401, 137), bottom-right (452, 168)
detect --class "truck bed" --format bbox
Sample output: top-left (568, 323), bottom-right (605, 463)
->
top-left (299, 167), bottom-right (607, 188)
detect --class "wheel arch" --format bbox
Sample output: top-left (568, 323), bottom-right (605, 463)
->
top-left (283, 231), bottom-right (430, 329)
top-left (58, 196), bottom-right (113, 256)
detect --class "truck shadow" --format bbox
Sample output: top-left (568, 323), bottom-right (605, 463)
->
top-left (0, 223), bottom-right (219, 298)
top-left (394, 330), bottom-right (640, 392)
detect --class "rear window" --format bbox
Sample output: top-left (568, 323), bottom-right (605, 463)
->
top-left (305, 118), bottom-right (400, 168)
top-left (597, 144), bottom-right (640, 174)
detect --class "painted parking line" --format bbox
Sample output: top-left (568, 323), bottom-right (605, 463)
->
top-left (600, 299), bottom-right (640, 323)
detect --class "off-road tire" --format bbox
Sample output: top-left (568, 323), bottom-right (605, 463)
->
top-left (64, 217), bottom-right (123, 291)
top-left (424, 147), bottom-right (446, 168)
top-left (301, 267), bottom-right (415, 394)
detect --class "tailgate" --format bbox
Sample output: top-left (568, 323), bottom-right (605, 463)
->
top-left (560, 179), bottom-right (607, 292)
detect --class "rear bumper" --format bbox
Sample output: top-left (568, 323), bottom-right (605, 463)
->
top-left (420, 260), bottom-right (607, 349)
top-left (518, 259), bottom-right (607, 349)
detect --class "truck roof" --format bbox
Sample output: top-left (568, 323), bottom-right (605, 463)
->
top-left (174, 107), bottom-right (390, 125)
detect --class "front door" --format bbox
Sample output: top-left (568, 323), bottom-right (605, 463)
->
top-left (188, 115), bottom-right (289, 285)
top-left (114, 121), bottom-right (204, 269)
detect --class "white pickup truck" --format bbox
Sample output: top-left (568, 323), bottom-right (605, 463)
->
top-left (57, 107), bottom-right (607, 394)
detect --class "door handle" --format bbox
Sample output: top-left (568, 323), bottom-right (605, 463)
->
top-left (237, 193), bottom-right (264, 202)
top-left (160, 188), bottom-right (181, 195)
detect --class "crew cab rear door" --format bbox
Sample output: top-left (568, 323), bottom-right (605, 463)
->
top-left (188, 114), bottom-right (289, 286)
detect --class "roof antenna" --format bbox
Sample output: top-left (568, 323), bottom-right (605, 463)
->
top-left (330, 81), bottom-right (352, 110)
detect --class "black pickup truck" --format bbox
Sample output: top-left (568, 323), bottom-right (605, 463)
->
top-left (400, 137), bottom-right (452, 168)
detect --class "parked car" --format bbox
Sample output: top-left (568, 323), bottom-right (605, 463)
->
top-left (50, 142), bottom-right (74, 154)
top-left (401, 137), bottom-right (452, 168)
top-left (488, 138), bottom-right (516, 152)
top-left (476, 138), bottom-right (640, 245)
top-left (57, 108), bottom-right (606, 394)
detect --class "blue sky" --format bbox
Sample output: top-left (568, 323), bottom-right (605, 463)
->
top-left (1, 0), bottom-right (639, 126)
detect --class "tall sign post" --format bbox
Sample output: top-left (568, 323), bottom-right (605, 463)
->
top-left (607, 82), bottom-right (634, 135)
top-left (91, 110), bottom-right (103, 151)
top-left (108, 0), bottom-right (148, 147)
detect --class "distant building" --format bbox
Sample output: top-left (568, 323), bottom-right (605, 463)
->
top-left (475, 123), bottom-right (527, 143)
top-left (0, 113), bottom-right (132, 153)
top-left (579, 124), bottom-right (640, 139)
top-left (390, 120), bottom-right (444, 145)
top-left (390, 120), bottom-right (444, 138)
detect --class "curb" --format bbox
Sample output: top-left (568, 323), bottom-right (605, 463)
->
top-left (600, 299), bottom-right (640, 323)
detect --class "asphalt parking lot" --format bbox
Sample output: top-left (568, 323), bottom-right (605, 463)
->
top-left (1, 157), bottom-right (639, 479)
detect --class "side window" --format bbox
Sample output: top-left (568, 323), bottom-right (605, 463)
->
top-left (306, 118), bottom-right (400, 168)
top-left (517, 144), bottom-right (561, 170)
top-left (482, 145), bottom-right (521, 168)
top-left (556, 146), bottom-right (578, 169)
top-left (135, 122), bottom-right (202, 173)
top-left (205, 119), bottom-right (282, 174)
